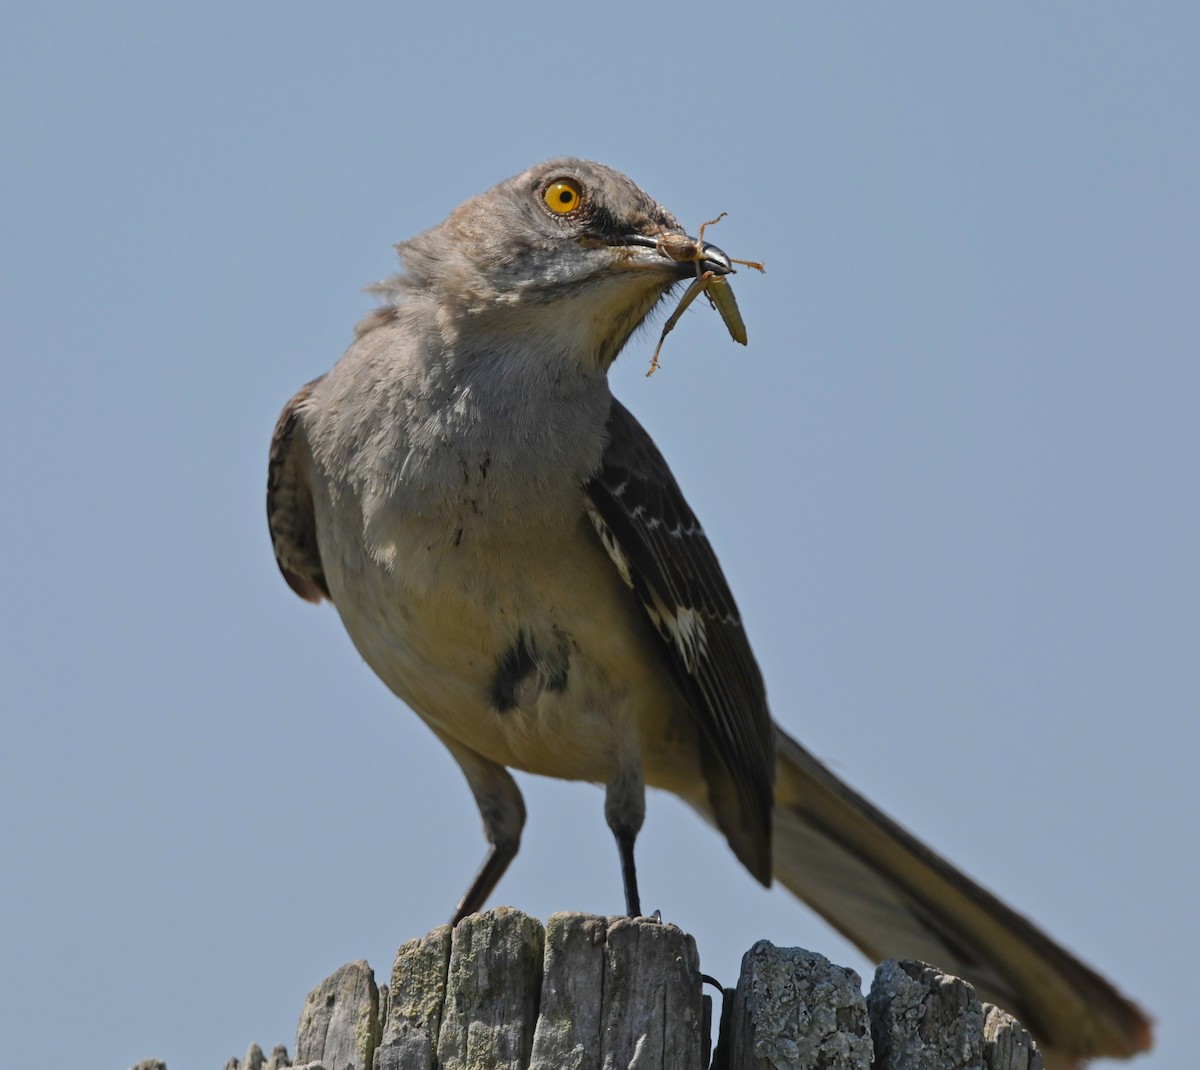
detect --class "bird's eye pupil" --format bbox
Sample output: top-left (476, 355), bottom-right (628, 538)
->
top-left (544, 179), bottom-right (583, 214)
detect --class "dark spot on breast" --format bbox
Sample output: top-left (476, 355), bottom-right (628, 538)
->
top-left (489, 628), bottom-right (571, 713)
top-left (491, 632), bottom-right (537, 713)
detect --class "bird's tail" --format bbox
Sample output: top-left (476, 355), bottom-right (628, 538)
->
top-left (771, 726), bottom-right (1151, 1066)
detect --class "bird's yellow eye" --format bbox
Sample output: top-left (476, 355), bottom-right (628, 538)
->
top-left (543, 179), bottom-right (583, 214)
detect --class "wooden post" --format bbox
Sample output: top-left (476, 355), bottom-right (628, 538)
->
top-left (295, 961), bottom-right (381, 1069)
top-left (176, 908), bottom-right (1045, 1070)
top-left (714, 941), bottom-right (873, 1069)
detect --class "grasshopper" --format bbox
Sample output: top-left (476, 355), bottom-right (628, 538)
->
top-left (647, 212), bottom-right (766, 377)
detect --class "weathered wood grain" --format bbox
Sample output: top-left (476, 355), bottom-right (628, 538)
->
top-left (868, 960), bottom-right (984, 1070)
top-left (720, 941), bottom-right (873, 1069)
top-left (374, 924), bottom-right (453, 1070)
top-left (170, 909), bottom-right (1049, 1070)
top-left (527, 912), bottom-right (608, 1070)
top-left (982, 1003), bottom-right (1044, 1070)
top-left (294, 959), bottom-right (380, 1070)
top-left (436, 908), bottom-right (544, 1070)
top-left (598, 915), bottom-right (704, 1069)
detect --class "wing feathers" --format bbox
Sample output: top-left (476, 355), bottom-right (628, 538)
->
top-left (585, 399), bottom-right (775, 881)
top-left (267, 378), bottom-right (329, 603)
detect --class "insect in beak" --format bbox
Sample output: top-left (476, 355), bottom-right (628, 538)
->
top-left (647, 213), bottom-right (766, 377)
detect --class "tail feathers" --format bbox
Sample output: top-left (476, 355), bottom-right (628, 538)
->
top-left (773, 727), bottom-right (1151, 1065)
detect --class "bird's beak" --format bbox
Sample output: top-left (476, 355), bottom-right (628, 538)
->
top-left (617, 232), bottom-right (736, 279)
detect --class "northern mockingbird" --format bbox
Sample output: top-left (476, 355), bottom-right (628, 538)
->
top-left (268, 158), bottom-right (1150, 1064)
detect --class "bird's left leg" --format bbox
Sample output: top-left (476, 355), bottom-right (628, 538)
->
top-left (605, 759), bottom-right (647, 917)
top-left (435, 730), bottom-right (528, 925)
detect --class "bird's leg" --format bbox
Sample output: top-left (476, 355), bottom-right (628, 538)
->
top-left (605, 760), bottom-right (647, 916)
top-left (440, 735), bottom-right (527, 925)
top-left (453, 837), bottom-right (520, 924)
top-left (613, 824), bottom-right (642, 917)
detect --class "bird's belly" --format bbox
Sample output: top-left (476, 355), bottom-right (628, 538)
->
top-left (324, 506), bottom-right (702, 790)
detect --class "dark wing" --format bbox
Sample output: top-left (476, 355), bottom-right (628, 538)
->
top-left (584, 398), bottom-right (775, 882)
top-left (267, 378), bottom-right (329, 603)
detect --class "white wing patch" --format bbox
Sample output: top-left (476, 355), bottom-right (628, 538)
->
top-left (627, 501), bottom-right (705, 540)
top-left (584, 498), bottom-right (635, 589)
top-left (586, 497), bottom-right (711, 674)
top-left (659, 602), bottom-right (709, 673)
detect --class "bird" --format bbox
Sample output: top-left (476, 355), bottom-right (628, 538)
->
top-left (267, 157), bottom-right (1151, 1065)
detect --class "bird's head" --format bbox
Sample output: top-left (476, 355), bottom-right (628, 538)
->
top-left (389, 158), bottom-right (735, 369)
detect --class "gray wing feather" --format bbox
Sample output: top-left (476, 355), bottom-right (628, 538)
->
top-left (267, 378), bottom-right (328, 603)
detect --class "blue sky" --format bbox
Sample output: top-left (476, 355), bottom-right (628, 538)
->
top-left (2, 4), bottom-right (1195, 1067)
